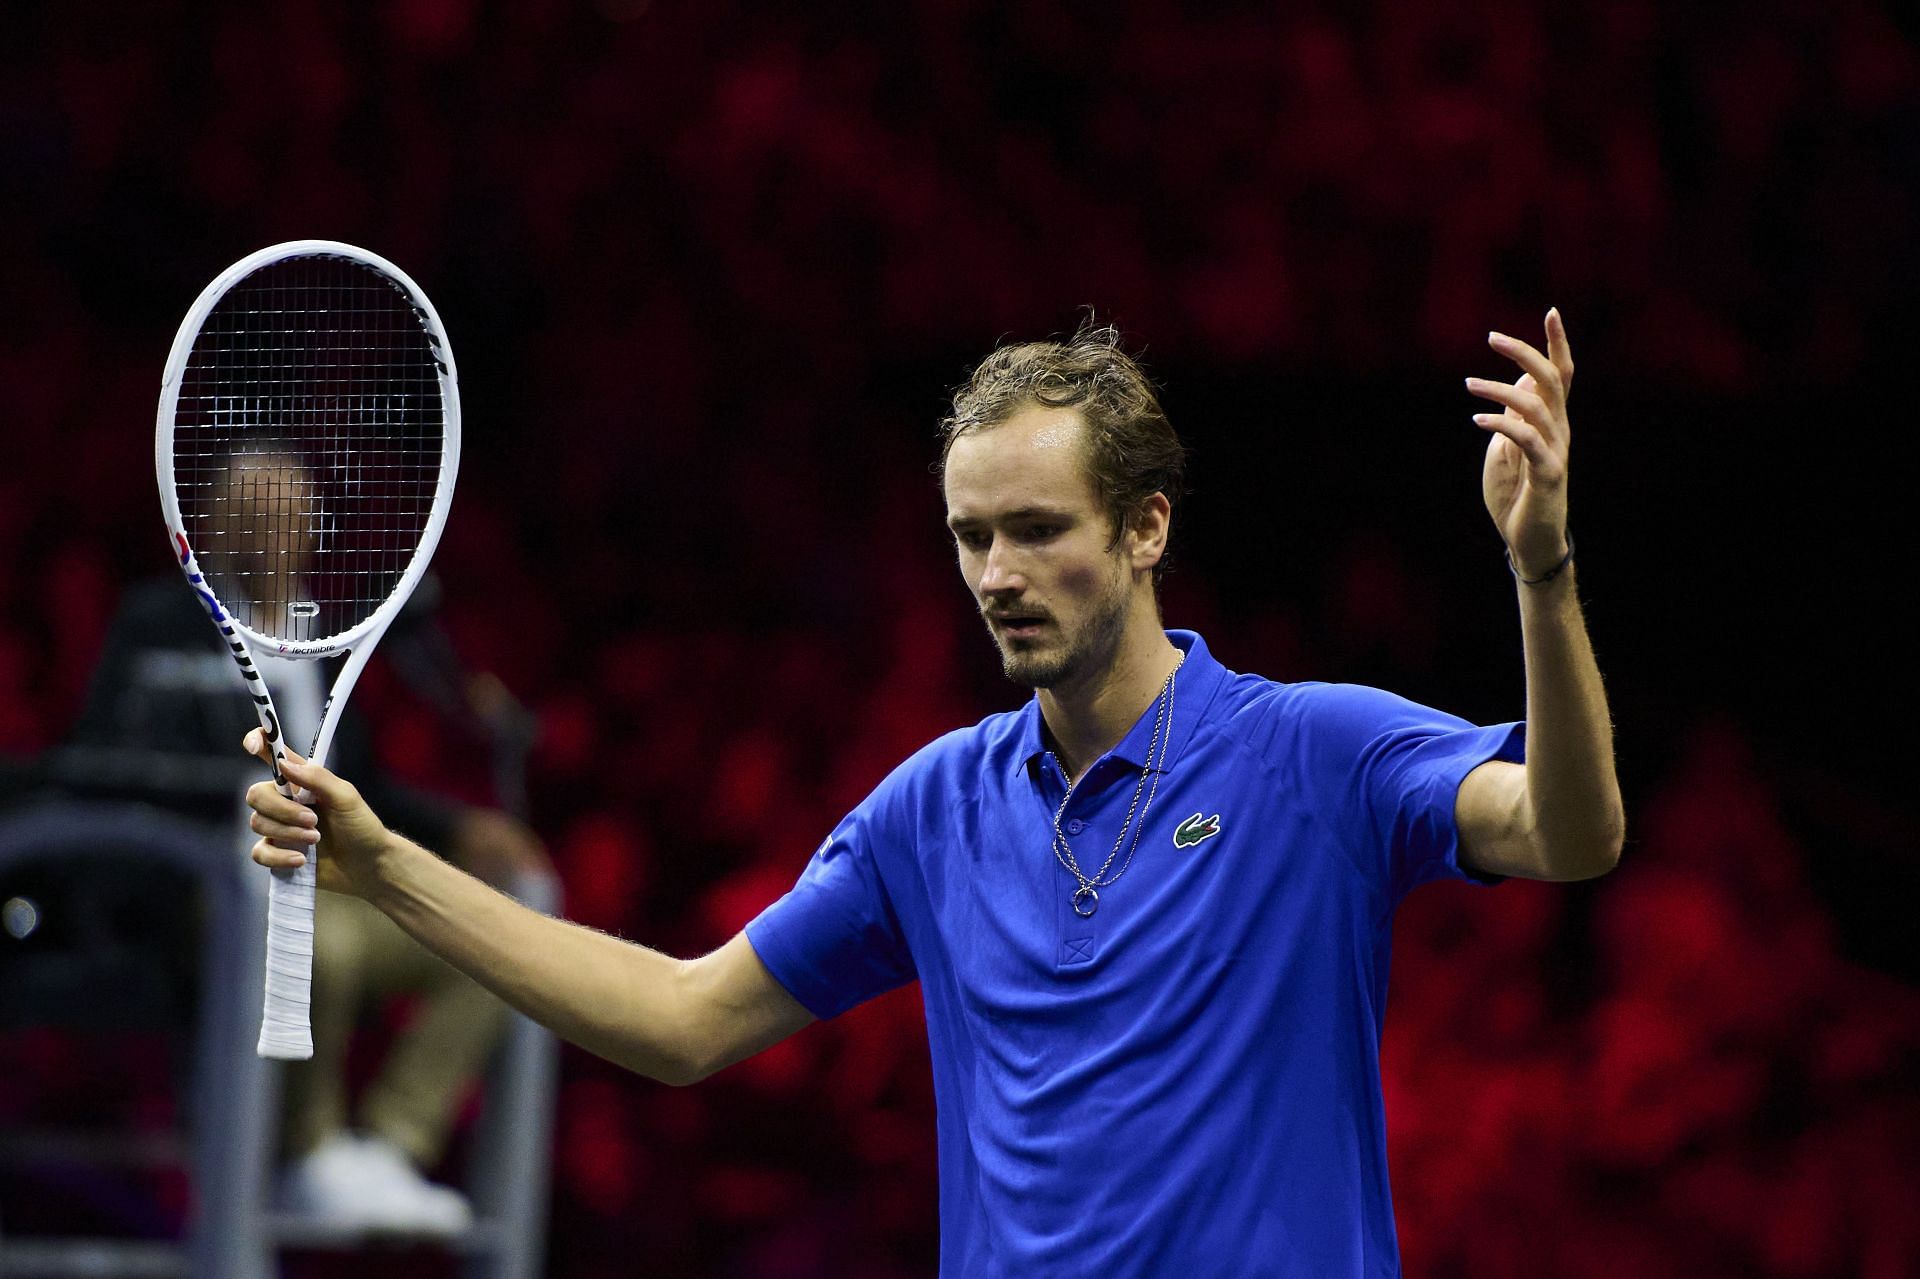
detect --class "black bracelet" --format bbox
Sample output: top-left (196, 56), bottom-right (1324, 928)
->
top-left (1507, 532), bottom-right (1575, 585)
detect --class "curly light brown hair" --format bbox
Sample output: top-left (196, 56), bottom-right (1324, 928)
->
top-left (939, 321), bottom-right (1188, 584)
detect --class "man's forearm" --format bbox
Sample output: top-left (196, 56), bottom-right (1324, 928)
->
top-left (366, 835), bottom-right (703, 1084)
top-left (1516, 567), bottom-right (1625, 874)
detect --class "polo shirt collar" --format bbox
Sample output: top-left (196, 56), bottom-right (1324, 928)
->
top-left (1013, 630), bottom-right (1228, 781)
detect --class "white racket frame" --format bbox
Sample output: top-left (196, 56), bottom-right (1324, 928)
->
top-left (155, 239), bottom-right (462, 1060)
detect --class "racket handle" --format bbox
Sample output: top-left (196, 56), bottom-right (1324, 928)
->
top-left (259, 860), bottom-right (317, 1058)
top-left (257, 740), bottom-right (317, 1059)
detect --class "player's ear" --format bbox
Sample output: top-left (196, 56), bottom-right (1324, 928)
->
top-left (1128, 493), bottom-right (1171, 572)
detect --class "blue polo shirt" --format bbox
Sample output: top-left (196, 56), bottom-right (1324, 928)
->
top-left (746, 631), bottom-right (1525, 1277)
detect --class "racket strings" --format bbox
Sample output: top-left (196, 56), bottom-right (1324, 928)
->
top-left (174, 255), bottom-right (445, 645)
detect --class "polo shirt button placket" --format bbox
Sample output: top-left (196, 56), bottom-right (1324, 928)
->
top-left (1056, 788), bottom-right (1105, 970)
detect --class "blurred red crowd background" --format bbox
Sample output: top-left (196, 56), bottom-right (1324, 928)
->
top-left (2, 1), bottom-right (1917, 1276)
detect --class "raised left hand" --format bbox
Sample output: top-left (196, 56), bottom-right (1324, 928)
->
top-left (1466, 308), bottom-right (1575, 578)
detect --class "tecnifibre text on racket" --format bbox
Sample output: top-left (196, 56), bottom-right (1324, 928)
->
top-left (156, 241), bottom-right (460, 1059)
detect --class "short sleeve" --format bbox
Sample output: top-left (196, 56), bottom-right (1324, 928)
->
top-left (1299, 685), bottom-right (1526, 900)
top-left (745, 800), bottom-right (917, 1020)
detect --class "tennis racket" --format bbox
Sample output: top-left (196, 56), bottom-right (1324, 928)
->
top-left (156, 240), bottom-right (460, 1060)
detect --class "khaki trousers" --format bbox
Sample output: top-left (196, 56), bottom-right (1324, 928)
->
top-left (281, 893), bottom-right (508, 1167)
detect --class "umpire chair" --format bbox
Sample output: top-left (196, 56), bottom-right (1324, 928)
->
top-left (0, 747), bottom-right (560, 1279)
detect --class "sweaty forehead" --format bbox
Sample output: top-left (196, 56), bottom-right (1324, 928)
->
top-left (943, 405), bottom-right (1099, 520)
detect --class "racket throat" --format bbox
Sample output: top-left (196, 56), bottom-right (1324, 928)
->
top-left (305, 644), bottom-right (377, 770)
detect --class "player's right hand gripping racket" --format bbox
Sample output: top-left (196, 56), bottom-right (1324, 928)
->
top-left (156, 241), bottom-right (461, 1059)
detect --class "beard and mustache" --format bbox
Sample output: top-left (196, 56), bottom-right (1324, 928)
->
top-left (980, 560), bottom-right (1131, 692)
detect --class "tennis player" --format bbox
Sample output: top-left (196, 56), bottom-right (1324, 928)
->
top-left (243, 310), bottom-right (1621, 1276)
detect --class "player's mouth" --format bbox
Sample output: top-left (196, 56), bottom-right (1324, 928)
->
top-left (990, 613), bottom-right (1050, 641)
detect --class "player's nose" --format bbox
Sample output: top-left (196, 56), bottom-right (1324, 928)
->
top-left (978, 543), bottom-right (1026, 595)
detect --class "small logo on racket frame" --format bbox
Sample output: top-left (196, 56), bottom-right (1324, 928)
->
top-left (1173, 812), bottom-right (1223, 850)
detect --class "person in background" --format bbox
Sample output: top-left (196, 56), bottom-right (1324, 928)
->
top-left (75, 454), bottom-right (548, 1236)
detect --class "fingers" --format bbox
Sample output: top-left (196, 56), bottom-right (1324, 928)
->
top-left (1487, 329), bottom-right (1566, 410)
top-left (247, 776), bottom-right (313, 823)
top-left (250, 797), bottom-right (319, 842)
top-left (251, 837), bottom-right (309, 870)
top-left (242, 728), bottom-right (307, 770)
top-left (1468, 308), bottom-right (1574, 471)
top-left (1545, 307), bottom-right (1575, 391)
top-left (1464, 376), bottom-right (1552, 428)
top-left (1472, 413), bottom-right (1560, 472)
top-left (246, 780), bottom-right (321, 870)
top-left (241, 730), bottom-right (358, 808)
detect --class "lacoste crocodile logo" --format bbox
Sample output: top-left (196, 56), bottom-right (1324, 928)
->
top-left (1173, 812), bottom-right (1222, 850)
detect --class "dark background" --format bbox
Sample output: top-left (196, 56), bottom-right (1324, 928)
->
top-left (3, 1), bottom-right (1918, 1275)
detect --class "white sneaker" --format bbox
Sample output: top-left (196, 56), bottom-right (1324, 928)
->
top-left (280, 1132), bottom-right (474, 1238)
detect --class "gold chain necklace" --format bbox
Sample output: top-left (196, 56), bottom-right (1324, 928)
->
top-left (1047, 653), bottom-right (1183, 917)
